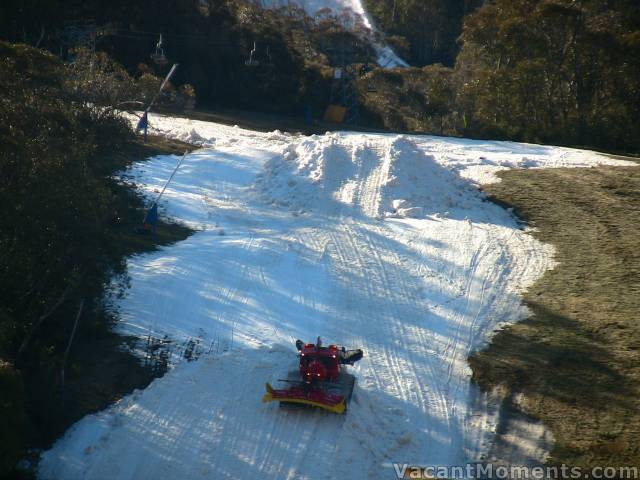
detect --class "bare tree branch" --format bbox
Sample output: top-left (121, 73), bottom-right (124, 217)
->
top-left (18, 285), bottom-right (72, 355)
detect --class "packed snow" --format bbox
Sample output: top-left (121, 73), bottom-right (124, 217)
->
top-left (38, 115), bottom-right (634, 479)
top-left (260, 0), bottom-right (409, 68)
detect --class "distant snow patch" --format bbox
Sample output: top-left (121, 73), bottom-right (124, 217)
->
top-left (260, 0), bottom-right (408, 68)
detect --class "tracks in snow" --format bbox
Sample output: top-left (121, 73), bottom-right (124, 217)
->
top-left (39, 132), bottom-right (556, 480)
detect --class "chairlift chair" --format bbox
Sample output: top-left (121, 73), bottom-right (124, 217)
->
top-left (245, 41), bottom-right (259, 67)
top-left (151, 33), bottom-right (168, 66)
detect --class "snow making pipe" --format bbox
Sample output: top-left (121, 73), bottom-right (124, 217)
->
top-left (145, 63), bottom-right (179, 116)
top-left (154, 149), bottom-right (190, 206)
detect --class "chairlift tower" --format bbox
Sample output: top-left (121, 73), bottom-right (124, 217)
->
top-left (325, 36), bottom-right (360, 125)
top-left (57, 22), bottom-right (97, 58)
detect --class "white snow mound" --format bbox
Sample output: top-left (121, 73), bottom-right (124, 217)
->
top-left (259, 135), bottom-right (491, 219)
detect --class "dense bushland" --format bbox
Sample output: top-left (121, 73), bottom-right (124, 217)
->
top-left (0, 0), bottom-right (366, 116)
top-left (0, 41), bottom-right (192, 477)
top-left (361, 0), bottom-right (640, 153)
top-left (3, 0), bottom-right (638, 153)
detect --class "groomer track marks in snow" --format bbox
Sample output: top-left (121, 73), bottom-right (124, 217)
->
top-left (38, 115), bottom-right (635, 480)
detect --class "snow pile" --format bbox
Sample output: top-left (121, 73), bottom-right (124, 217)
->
top-left (257, 134), bottom-right (487, 220)
top-left (180, 128), bottom-right (215, 147)
top-left (379, 137), bottom-right (481, 218)
top-left (257, 134), bottom-right (357, 214)
top-left (39, 114), bottom-right (635, 480)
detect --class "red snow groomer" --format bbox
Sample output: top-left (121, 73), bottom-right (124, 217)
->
top-left (262, 338), bottom-right (363, 414)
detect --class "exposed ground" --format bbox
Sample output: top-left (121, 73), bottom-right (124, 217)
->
top-left (470, 164), bottom-right (640, 469)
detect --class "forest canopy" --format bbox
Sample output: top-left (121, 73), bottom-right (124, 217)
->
top-left (361, 0), bottom-right (640, 153)
top-left (2, 0), bottom-right (639, 152)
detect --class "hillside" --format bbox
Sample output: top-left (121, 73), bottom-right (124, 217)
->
top-left (0, 41), bottom-right (193, 477)
top-left (2, 0), bottom-right (639, 154)
top-left (2, 1), bottom-right (640, 478)
top-left (37, 115), bottom-right (634, 479)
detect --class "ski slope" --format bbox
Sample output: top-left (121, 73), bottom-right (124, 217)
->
top-left (261, 0), bottom-right (408, 67)
top-left (263, 0), bottom-right (371, 22)
top-left (38, 117), bottom-right (633, 479)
